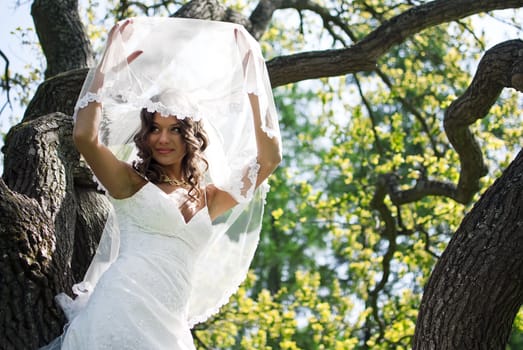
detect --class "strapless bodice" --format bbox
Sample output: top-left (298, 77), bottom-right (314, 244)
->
top-left (111, 182), bottom-right (213, 253)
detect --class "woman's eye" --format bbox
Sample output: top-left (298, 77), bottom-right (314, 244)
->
top-left (171, 127), bottom-right (181, 134)
top-left (150, 127), bottom-right (160, 133)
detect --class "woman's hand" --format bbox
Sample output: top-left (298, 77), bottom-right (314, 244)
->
top-left (90, 19), bottom-right (143, 92)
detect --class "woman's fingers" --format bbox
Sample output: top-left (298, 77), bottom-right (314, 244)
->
top-left (98, 19), bottom-right (141, 75)
top-left (119, 19), bottom-right (134, 42)
top-left (127, 50), bottom-right (143, 65)
top-left (119, 19), bottom-right (132, 32)
top-left (108, 22), bottom-right (119, 37)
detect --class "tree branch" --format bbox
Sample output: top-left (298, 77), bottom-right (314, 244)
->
top-left (413, 149), bottom-right (523, 348)
top-left (174, 0), bottom-right (251, 32)
top-left (370, 39), bottom-right (523, 225)
top-left (444, 39), bottom-right (523, 203)
top-left (249, 0), bottom-right (284, 39)
top-left (0, 49), bottom-right (12, 115)
top-left (267, 0), bottom-right (523, 86)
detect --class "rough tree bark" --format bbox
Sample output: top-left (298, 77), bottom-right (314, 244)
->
top-left (1, 0), bottom-right (523, 349)
top-left (413, 149), bottom-right (523, 349)
top-left (0, 112), bottom-right (111, 349)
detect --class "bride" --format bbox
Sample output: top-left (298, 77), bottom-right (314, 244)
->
top-left (43, 17), bottom-right (281, 349)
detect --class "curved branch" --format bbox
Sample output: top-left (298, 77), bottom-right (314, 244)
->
top-left (444, 39), bottom-right (523, 203)
top-left (249, 0), bottom-right (284, 40)
top-left (267, 0), bottom-right (523, 86)
top-left (371, 39), bottom-right (523, 218)
top-left (367, 42), bottom-right (522, 339)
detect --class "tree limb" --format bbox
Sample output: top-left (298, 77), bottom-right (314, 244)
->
top-left (0, 49), bottom-right (12, 115)
top-left (413, 148), bottom-right (523, 349)
top-left (371, 40), bottom-right (523, 214)
top-left (444, 39), bottom-right (523, 203)
top-left (267, 0), bottom-right (523, 86)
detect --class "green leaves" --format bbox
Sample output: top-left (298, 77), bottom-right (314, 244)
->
top-left (191, 3), bottom-right (523, 348)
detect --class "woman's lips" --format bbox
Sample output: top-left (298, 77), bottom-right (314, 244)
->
top-left (156, 148), bottom-right (173, 154)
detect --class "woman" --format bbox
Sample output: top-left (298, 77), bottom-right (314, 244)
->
top-left (45, 17), bottom-right (281, 349)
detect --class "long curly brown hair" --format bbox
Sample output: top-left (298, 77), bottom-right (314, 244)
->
top-left (133, 108), bottom-right (209, 200)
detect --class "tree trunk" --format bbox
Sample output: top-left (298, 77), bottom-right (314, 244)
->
top-left (413, 149), bottom-right (523, 349)
top-left (22, 68), bottom-right (88, 123)
top-left (31, 0), bottom-right (93, 79)
top-left (0, 112), bottom-right (111, 349)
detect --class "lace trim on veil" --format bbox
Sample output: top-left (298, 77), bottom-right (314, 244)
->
top-left (76, 92), bottom-right (103, 110)
top-left (73, 92), bottom-right (103, 121)
top-left (74, 92), bottom-right (203, 122)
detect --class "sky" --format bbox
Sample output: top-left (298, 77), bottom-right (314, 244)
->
top-left (0, 2), bottom-right (522, 172)
top-left (1, 0), bottom-right (44, 130)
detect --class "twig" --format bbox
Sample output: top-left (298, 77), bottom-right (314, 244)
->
top-left (0, 49), bottom-right (13, 112)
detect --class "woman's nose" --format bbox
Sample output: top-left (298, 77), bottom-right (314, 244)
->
top-left (158, 130), bottom-right (169, 143)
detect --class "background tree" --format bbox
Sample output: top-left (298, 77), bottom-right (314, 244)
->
top-left (1, 0), bottom-right (522, 349)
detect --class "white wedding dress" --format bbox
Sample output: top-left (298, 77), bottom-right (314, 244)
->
top-left (61, 183), bottom-right (212, 349)
top-left (41, 16), bottom-right (282, 350)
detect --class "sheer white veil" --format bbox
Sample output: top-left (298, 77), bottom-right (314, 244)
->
top-left (58, 17), bottom-right (281, 328)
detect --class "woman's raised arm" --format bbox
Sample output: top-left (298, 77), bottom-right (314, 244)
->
top-left (207, 92), bottom-right (281, 220)
top-left (74, 20), bottom-right (143, 198)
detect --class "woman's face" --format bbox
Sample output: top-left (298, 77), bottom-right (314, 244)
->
top-left (147, 113), bottom-right (187, 167)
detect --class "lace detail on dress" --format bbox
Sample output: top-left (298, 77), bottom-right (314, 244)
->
top-left (77, 91), bottom-right (103, 109)
top-left (93, 175), bottom-right (108, 193)
top-left (260, 124), bottom-right (279, 139)
top-left (105, 89), bottom-right (204, 121)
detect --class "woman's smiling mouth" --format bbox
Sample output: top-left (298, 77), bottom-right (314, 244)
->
top-left (156, 148), bottom-right (173, 154)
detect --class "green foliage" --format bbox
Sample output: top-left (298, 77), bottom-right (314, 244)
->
top-left (508, 310), bottom-right (523, 349)
top-left (190, 3), bottom-right (523, 349)
top-left (3, 1), bottom-right (522, 348)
